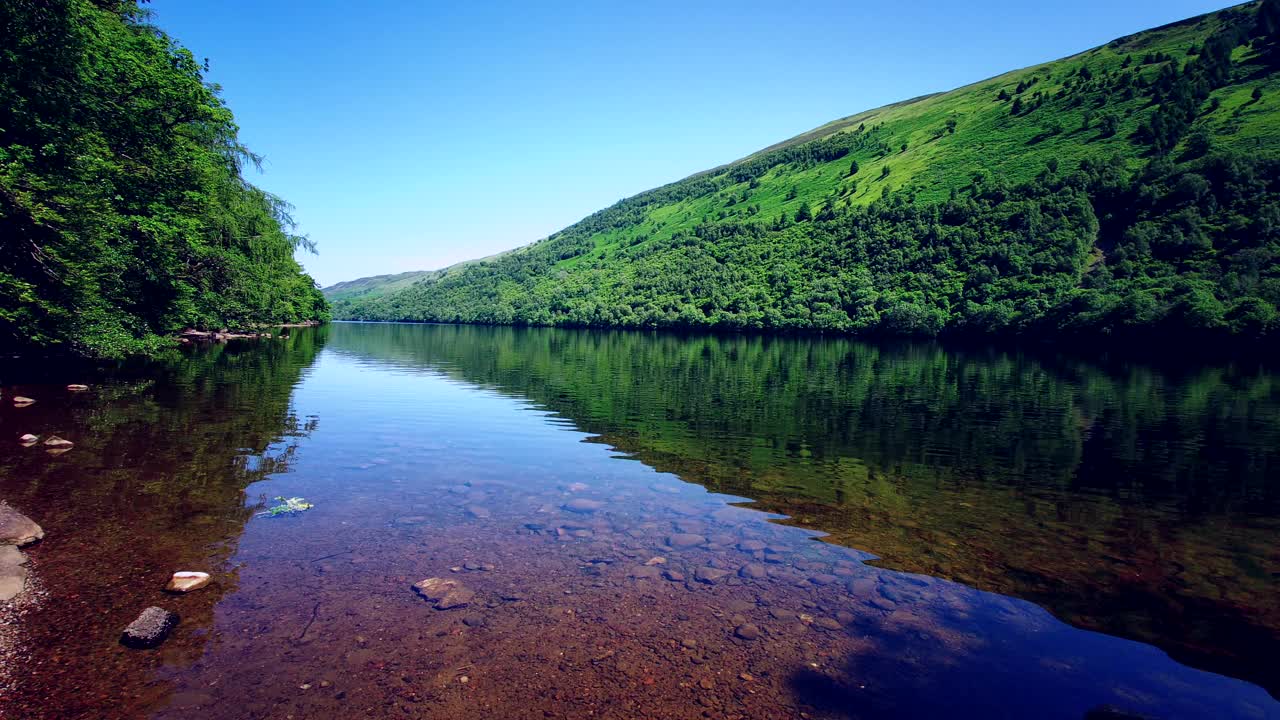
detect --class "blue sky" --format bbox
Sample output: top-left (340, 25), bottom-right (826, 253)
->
top-left (149, 0), bottom-right (1232, 287)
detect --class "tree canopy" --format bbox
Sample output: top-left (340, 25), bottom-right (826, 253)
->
top-left (0, 0), bottom-right (327, 358)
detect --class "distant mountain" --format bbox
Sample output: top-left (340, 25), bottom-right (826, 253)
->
top-left (332, 1), bottom-right (1280, 346)
top-left (324, 271), bottom-right (441, 303)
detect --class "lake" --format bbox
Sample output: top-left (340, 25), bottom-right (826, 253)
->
top-left (1, 322), bottom-right (1278, 719)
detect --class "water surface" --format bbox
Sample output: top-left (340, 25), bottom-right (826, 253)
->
top-left (1, 323), bottom-right (1277, 719)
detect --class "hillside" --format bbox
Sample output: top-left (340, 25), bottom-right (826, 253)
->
top-left (332, 2), bottom-right (1280, 345)
top-left (324, 270), bottom-right (440, 303)
top-left (0, 0), bottom-right (328, 358)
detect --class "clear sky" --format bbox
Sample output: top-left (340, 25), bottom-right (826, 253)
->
top-left (148, 0), bottom-right (1233, 287)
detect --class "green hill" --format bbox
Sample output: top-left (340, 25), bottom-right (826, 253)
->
top-left (333, 1), bottom-right (1280, 346)
top-left (1, 1), bottom-right (328, 358)
top-left (324, 271), bottom-right (441, 303)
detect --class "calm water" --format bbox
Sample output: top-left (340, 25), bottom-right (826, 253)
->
top-left (1, 322), bottom-right (1278, 719)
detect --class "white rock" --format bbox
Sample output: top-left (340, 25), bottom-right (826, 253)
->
top-left (165, 571), bottom-right (211, 593)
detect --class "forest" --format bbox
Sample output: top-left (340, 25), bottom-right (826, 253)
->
top-left (332, 1), bottom-right (1280, 348)
top-left (0, 0), bottom-right (328, 358)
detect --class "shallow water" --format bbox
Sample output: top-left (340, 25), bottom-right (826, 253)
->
top-left (1, 323), bottom-right (1278, 719)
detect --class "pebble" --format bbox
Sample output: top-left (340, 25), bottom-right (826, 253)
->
top-left (734, 624), bottom-right (761, 641)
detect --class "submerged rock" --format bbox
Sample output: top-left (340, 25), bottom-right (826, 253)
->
top-left (412, 577), bottom-right (474, 610)
top-left (165, 571), bottom-right (211, 593)
top-left (738, 563), bottom-right (768, 579)
top-left (0, 503), bottom-right (43, 547)
top-left (562, 499), bottom-right (604, 514)
top-left (666, 533), bottom-right (706, 548)
top-left (121, 607), bottom-right (180, 649)
top-left (734, 623), bottom-right (761, 641)
top-left (694, 566), bottom-right (730, 584)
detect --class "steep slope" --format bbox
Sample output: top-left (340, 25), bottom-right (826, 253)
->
top-left (334, 1), bottom-right (1280, 345)
top-left (0, 0), bottom-right (328, 358)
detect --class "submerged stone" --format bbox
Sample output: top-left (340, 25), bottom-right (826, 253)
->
top-left (413, 577), bottom-right (474, 610)
top-left (666, 533), bottom-right (706, 548)
top-left (562, 498), bottom-right (604, 513)
top-left (121, 607), bottom-right (179, 649)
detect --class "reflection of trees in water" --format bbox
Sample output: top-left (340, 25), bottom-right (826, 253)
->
top-left (0, 327), bottom-right (327, 720)
top-left (328, 322), bottom-right (1280, 697)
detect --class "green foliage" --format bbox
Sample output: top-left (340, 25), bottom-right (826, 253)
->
top-left (331, 2), bottom-right (1280, 347)
top-left (258, 496), bottom-right (315, 517)
top-left (0, 0), bottom-right (327, 358)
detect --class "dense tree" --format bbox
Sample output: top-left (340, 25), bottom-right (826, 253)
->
top-left (0, 0), bottom-right (327, 357)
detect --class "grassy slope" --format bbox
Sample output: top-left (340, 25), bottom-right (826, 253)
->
top-left (560, 8), bottom-right (1275, 268)
top-left (333, 2), bottom-right (1280, 329)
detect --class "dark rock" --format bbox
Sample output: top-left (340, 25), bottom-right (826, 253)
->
top-left (121, 607), bottom-right (179, 649)
top-left (0, 503), bottom-right (43, 547)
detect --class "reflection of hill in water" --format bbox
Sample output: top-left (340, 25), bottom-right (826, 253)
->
top-left (0, 328), bottom-right (327, 719)
top-left (329, 321), bottom-right (1280, 696)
